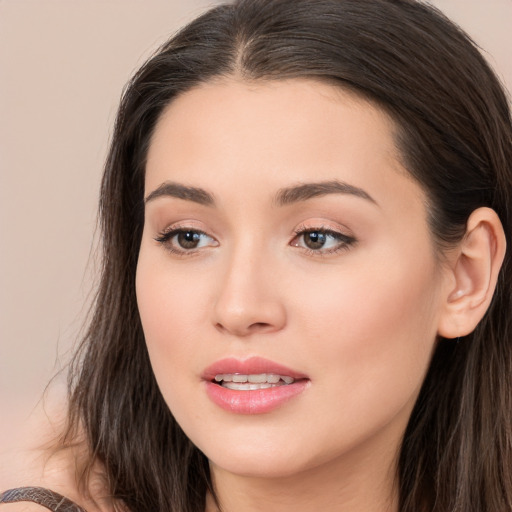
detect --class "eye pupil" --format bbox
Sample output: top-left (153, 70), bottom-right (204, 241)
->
top-left (178, 231), bottom-right (200, 249)
top-left (304, 231), bottom-right (326, 249)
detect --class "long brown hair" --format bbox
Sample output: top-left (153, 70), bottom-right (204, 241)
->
top-left (63, 1), bottom-right (512, 511)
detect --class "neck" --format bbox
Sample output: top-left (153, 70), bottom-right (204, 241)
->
top-left (206, 441), bottom-right (399, 512)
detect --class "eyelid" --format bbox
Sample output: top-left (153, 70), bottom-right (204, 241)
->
top-left (154, 226), bottom-right (212, 243)
top-left (293, 220), bottom-right (355, 238)
top-left (154, 218), bottom-right (217, 241)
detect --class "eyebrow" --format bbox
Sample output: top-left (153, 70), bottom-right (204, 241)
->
top-left (274, 180), bottom-right (377, 206)
top-left (145, 181), bottom-right (215, 206)
top-left (144, 179), bottom-right (376, 208)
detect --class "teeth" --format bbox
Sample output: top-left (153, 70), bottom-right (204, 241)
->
top-left (214, 373), bottom-right (296, 388)
top-left (223, 382), bottom-right (276, 390)
top-left (248, 374), bottom-right (267, 383)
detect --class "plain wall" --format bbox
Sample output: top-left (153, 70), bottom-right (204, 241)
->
top-left (1, 0), bottom-right (511, 471)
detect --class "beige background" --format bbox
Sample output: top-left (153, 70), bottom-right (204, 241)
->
top-left (0, 0), bottom-right (511, 468)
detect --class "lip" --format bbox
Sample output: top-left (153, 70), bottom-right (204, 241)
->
top-left (202, 356), bottom-right (308, 381)
top-left (203, 356), bottom-right (310, 414)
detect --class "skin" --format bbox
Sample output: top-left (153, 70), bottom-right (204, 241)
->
top-left (136, 79), bottom-right (454, 512)
top-left (0, 396), bottom-right (111, 512)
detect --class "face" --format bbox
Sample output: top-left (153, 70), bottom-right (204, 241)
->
top-left (136, 79), bottom-right (449, 481)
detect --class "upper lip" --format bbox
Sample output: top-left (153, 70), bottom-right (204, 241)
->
top-left (202, 356), bottom-right (308, 381)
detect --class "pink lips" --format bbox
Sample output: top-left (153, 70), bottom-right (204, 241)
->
top-left (202, 356), bottom-right (309, 414)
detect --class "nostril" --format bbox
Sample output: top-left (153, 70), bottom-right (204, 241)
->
top-left (214, 321), bottom-right (274, 336)
top-left (251, 322), bottom-right (270, 329)
top-left (214, 323), bottom-right (227, 333)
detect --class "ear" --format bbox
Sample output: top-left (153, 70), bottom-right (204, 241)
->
top-left (437, 207), bottom-right (506, 339)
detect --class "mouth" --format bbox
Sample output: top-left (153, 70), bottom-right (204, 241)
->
top-left (203, 357), bottom-right (309, 414)
top-left (213, 373), bottom-right (296, 390)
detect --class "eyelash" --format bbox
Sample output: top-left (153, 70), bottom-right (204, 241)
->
top-left (154, 226), bottom-right (218, 256)
top-left (154, 225), bottom-right (356, 256)
top-left (291, 225), bottom-right (356, 255)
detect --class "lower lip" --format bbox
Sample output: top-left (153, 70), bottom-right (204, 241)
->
top-left (205, 380), bottom-right (309, 414)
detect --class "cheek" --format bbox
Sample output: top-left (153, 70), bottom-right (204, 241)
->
top-left (292, 248), bottom-right (441, 411)
top-left (135, 252), bottom-right (208, 379)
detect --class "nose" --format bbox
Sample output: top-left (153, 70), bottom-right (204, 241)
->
top-left (212, 248), bottom-right (287, 337)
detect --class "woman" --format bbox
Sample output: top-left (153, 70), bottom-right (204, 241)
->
top-left (2, 0), bottom-right (511, 510)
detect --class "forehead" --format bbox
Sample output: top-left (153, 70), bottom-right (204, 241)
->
top-left (145, 78), bottom-right (424, 213)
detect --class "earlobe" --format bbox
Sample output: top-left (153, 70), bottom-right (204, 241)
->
top-left (438, 207), bottom-right (506, 339)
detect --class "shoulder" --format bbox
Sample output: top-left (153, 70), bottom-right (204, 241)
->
top-left (0, 399), bottom-right (114, 512)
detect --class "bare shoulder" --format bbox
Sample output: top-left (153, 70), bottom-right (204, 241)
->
top-left (0, 396), bottom-right (115, 512)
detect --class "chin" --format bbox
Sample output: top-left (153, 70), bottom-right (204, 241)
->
top-left (197, 432), bottom-right (327, 480)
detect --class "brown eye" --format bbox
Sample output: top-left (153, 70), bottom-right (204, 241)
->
top-left (177, 231), bottom-right (202, 249)
top-left (303, 231), bottom-right (328, 250)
